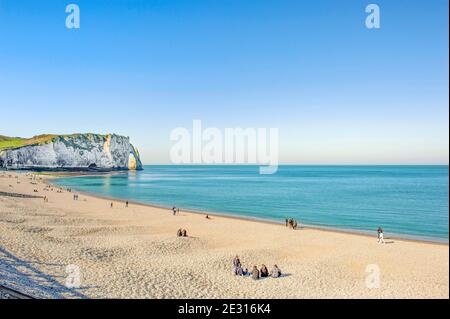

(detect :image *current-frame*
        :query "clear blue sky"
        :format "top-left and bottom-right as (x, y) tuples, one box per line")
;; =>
(0, 0), (448, 164)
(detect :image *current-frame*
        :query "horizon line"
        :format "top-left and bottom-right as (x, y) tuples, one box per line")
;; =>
(140, 163), (450, 166)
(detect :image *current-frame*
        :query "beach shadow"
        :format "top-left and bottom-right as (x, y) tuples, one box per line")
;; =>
(0, 247), (88, 299)
(245, 273), (292, 280)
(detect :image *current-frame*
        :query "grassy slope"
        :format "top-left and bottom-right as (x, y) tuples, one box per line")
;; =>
(0, 134), (107, 152)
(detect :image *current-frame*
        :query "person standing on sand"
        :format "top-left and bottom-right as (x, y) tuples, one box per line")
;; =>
(125, 201), (129, 208)
(110, 202), (113, 208)
(377, 227), (385, 244)
(172, 206), (177, 216)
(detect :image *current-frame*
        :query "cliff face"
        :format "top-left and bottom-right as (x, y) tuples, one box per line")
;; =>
(0, 134), (143, 171)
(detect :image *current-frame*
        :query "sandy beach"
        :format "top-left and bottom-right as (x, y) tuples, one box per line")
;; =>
(0, 171), (448, 299)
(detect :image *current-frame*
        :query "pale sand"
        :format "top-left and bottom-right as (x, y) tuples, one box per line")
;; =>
(0, 171), (448, 299)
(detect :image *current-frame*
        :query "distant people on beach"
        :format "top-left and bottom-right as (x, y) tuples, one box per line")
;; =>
(235, 264), (247, 276)
(73, 194), (79, 200)
(233, 256), (241, 268)
(377, 227), (385, 244)
(251, 266), (260, 280)
(205, 214), (210, 219)
(110, 202), (113, 208)
(270, 265), (282, 278)
(177, 228), (188, 237)
(172, 206), (177, 216)
(287, 218), (299, 229)
(125, 201), (129, 208)
(233, 256), (244, 276)
(232, 256), (282, 280)
(260, 265), (269, 278)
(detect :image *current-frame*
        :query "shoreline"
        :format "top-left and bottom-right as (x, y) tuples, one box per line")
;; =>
(48, 175), (449, 246)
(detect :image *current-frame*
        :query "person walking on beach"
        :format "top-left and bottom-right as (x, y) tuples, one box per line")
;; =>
(377, 227), (385, 244)
(125, 201), (129, 208)
(172, 206), (177, 216)
(110, 202), (113, 208)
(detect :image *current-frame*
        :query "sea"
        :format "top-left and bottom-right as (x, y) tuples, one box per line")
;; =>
(53, 165), (449, 242)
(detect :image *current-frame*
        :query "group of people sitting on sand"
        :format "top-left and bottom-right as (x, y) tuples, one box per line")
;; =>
(232, 256), (282, 280)
(285, 218), (299, 229)
(177, 228), (188, 237)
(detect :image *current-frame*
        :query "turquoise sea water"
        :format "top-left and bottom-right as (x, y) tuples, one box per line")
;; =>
(53, 165), (449, 242)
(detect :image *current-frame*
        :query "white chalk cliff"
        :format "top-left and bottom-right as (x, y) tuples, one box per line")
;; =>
(0, 134), (143, 171)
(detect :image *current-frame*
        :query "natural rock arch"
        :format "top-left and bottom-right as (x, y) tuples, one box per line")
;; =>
(128, 153), (137, 170)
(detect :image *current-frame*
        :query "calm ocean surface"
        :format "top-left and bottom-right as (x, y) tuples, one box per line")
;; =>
(53, 165), (449, 242)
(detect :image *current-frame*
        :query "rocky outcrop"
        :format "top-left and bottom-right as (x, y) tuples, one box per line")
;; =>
(0, 134), (143, 171)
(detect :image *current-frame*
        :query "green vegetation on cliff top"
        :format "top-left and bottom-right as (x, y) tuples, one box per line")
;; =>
(0, 134), (109, 151)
